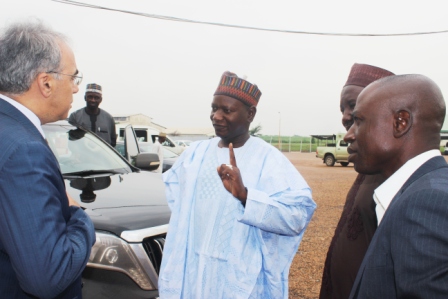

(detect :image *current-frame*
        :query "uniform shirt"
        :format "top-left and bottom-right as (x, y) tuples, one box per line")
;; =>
(68, 108), (116, 147)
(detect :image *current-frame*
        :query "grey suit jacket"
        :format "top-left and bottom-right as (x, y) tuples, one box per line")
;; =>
(349, 156), (448, 299)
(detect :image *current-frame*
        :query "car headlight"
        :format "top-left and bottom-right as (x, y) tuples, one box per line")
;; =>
(88, 232), (155, 290)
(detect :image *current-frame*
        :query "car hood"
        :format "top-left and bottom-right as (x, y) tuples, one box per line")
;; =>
(65, 171), (171, 236)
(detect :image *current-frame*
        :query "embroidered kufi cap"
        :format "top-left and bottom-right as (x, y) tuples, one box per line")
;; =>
(85, 83), (102, 94)
(344, 63), (394, 88)
(214, 71), (261, 106)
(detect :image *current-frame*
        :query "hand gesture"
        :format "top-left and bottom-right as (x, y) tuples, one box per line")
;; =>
(216, 143), (247, 205)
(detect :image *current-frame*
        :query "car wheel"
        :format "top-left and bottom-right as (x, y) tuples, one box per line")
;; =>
(325, 155), (335, 166)
(340, 162), (349, 167)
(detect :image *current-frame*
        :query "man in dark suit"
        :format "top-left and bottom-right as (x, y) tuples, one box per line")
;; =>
(0, 20), (96, 298)
(345, 74), (448, 298)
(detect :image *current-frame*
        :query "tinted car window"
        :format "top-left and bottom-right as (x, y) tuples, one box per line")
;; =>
(115, 143), (125, 156)
(161, 138), (175, 147)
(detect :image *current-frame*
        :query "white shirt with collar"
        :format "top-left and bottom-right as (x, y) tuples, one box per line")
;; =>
(373, 149), (441, 225)
(0, 94), (45, 138)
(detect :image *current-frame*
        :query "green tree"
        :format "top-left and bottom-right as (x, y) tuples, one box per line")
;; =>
(249, 124), (262, 136)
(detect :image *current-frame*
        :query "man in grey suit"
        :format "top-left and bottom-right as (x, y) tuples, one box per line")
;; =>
(344, 74), (448, 298)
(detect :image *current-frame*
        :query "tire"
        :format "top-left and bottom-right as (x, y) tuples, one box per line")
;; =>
(340, 162), (349, 167)
(324, 155), (335, 166)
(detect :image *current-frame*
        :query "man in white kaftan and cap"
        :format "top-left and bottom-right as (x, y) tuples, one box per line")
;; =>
(159, 71), (317, 299)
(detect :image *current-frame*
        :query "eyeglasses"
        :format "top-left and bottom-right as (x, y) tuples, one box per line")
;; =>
(47, 71), (83, 86)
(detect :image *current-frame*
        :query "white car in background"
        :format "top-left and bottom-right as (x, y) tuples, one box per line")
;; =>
(115, 141), (179, 173)
(115, 124), (185, 155)
(175, 140), (192, 148)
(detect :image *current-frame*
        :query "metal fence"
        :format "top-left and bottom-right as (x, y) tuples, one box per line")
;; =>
(259, 135), (321, 152)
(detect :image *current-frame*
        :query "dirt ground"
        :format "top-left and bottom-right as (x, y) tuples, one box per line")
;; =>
(285, 152), (358, 299)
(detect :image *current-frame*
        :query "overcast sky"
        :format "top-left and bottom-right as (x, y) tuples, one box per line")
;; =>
(2, 0), (448, 136)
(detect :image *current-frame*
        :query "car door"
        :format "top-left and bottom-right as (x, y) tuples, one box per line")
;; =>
(336, 140), (349, 160)
(123, 125), (161, 171)
(124, 124), (140, 161)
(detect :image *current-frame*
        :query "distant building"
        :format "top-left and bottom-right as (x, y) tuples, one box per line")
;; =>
(113, 114), (215, 141)
(164, 127), (215, 142)
(113, 114), (166, 131)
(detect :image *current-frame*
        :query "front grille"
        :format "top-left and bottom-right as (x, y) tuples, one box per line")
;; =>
(142, 234), (166, 274)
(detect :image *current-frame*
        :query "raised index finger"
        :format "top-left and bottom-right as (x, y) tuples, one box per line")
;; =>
(229, 142), (237, 167)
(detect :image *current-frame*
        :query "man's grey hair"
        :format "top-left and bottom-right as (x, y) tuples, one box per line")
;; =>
(0, 19), (68, 94)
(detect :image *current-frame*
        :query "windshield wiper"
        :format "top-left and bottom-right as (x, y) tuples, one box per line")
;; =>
(63, 169), (127, 178)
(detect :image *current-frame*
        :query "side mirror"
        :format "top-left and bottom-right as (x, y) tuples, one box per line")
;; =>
(134, 152), (160, 171)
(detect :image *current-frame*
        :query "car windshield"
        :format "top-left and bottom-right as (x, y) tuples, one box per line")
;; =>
(43, 123), (133, 175)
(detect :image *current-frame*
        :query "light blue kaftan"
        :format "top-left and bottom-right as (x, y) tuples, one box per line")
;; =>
(159, 136), (316, 299)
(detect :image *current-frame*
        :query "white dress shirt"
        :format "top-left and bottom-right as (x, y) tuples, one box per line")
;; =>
(373, 149), (441, 225)
(0, 94), (45, 138)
